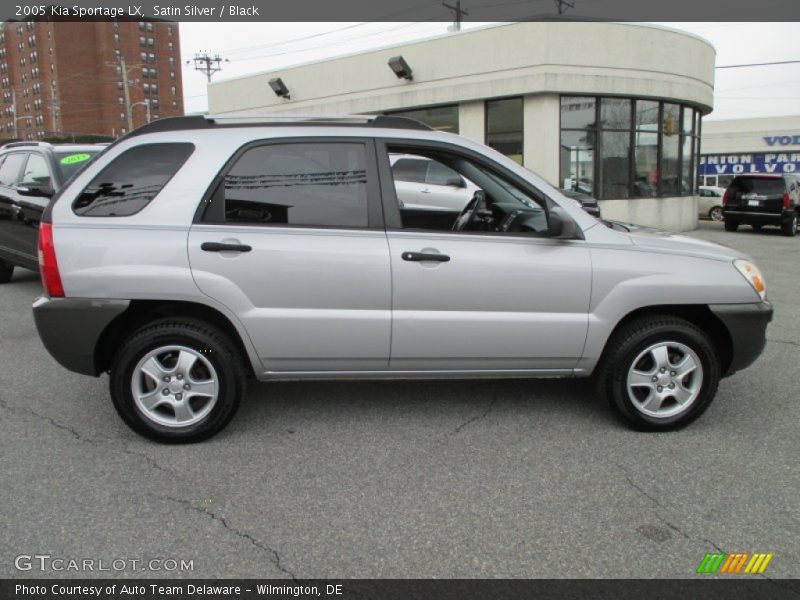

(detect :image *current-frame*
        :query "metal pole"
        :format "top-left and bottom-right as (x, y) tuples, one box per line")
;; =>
(120, 56), (133, 131)
(50, 84), (58, 134)
(12, 89), (17, 139)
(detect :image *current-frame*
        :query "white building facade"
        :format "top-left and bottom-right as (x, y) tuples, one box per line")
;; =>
(208, 22), (716, 231)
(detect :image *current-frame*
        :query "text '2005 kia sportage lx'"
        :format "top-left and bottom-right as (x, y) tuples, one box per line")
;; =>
(32, 115), (772, 442)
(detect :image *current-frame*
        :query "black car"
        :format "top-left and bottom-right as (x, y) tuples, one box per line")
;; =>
(0, 142), (103, 282)
(561, 189), (601, 218)
(722, 174), (800, 237)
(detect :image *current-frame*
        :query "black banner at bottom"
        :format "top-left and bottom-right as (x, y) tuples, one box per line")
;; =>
(2, 579), (800, 600)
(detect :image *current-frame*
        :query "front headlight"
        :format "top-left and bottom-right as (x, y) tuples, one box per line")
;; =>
(734, 259), (767, 301)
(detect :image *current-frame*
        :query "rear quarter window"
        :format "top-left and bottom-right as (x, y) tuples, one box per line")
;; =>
(72, 143), (194, 217)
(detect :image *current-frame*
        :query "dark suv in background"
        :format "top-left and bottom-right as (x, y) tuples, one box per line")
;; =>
(722, 174), (800, 237)
(0, 141), (103, 282)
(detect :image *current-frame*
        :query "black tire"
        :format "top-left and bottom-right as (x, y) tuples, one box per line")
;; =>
(724, 219), (738, 232)
(0, 259), (13, 283)
(110, 318), (246, 443)
(594, 316), (720, 431)
(709, 206), (723, 222)
(781, 213), (797, 237)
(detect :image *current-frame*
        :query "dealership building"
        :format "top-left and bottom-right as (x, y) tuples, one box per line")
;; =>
(208, 21), (716, 231)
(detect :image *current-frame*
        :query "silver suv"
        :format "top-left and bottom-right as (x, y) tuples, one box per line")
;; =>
(32, 114), (772, 442)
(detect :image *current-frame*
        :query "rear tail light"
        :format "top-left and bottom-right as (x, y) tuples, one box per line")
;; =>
(38, 223), (64, 298)
(722, 189), (731, 206)
(783, 192), (790, 209)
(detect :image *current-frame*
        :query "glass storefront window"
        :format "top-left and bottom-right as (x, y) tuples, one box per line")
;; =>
(561, 96), (596, 130)
(561, 95), (702, 200)
(387, 105), (459, 133)
(599, 131), (631, 199)
(634, 131), (658, 198)
(486, 97), (523, 164)
(560, 130), (594, 194)
(600, 98), (631, 130)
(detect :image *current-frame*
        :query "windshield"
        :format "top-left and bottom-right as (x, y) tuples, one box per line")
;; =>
(54, 149), (103, 182)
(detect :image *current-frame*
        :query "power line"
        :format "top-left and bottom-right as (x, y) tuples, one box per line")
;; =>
(442, 1), (468, 31)
(717, 60), (800, 69)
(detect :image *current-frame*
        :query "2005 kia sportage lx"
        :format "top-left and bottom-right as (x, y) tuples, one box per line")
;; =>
(31, 114), (772, 442)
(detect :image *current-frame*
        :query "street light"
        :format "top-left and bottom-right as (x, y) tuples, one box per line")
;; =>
(130, 100), (151, 125)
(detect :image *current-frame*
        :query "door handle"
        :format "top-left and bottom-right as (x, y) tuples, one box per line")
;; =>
(201, 242), (252, 253)
(402, 251), (450, 262)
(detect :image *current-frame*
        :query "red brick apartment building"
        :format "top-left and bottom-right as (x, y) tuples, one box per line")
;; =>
(0, 20), (184, 140)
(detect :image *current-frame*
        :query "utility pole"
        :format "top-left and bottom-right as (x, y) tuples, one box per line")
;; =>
(11, 89), (17, 139)
(120, 56), (133, 132)
(554, 0), (575, 15)
(50, 83), (58, 135)
(188, 52), (228, 83)
(443, 1), (468, 31)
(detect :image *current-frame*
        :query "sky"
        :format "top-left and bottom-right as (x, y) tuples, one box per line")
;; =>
(176, 22), (800, 121)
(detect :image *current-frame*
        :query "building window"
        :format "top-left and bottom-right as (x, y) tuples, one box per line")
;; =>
(114, 33), (120, 44)
(143, 83), (150, 93)
(485, 97), (523, 164)
(560, 96), (701, 200)
(168, 26), (173, 37)
(140, 52), (147, 62)
(146, 23), (154, 32)
(118, 97), (124, 105)
(385, 105), (459, 133)
(148, 38), (155, 47)
(170, 86), (176, 95)
(148, 53), (156, 62)
(138, 22), (146, 31)
(168, 56), (175, 66)
(120, 112), (126, 121)
(139, 36), (146, 45)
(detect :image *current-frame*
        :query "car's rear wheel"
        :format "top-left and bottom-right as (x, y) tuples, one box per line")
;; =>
(781, 213), (797, 237)
(595, 316), (720, 431)
(110, 319), (245, 443)
(0, 259), (14, 283)
(724, 219), (739, 232)
(709, 206), (723, 222)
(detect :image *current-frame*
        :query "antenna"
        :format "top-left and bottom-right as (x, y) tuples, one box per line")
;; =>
(187, 51), (229, 83)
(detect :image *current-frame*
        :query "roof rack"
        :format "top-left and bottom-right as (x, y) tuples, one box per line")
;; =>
(124, 113), (433, 138)
(2, 141), (53, 149)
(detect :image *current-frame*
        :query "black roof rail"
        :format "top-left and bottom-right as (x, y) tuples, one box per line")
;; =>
(123, 113), (433, 138)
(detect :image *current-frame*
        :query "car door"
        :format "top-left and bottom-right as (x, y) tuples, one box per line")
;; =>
(13, 152), (54, 261)
(0, 152), (34, 269)
(378, 141), (591, 373)
(188, 138), (392, 373)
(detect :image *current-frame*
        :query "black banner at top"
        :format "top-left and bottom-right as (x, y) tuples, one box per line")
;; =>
(2, 0), (799, 22)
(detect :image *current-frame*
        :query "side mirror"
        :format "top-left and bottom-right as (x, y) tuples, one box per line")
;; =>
(17, 185), (54, 198)
(446, 176), (466, 188)
(548, 206), (582, 239)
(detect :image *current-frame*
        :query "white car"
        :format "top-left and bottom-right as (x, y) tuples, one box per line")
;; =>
(390, 153), (481, 213)
(698, 186), (726, 221)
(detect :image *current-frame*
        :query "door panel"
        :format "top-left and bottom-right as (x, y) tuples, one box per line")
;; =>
(388, 231), (591, 370)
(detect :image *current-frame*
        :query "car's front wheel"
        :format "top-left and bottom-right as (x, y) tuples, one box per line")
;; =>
(709, 206), (723, 222)
(781, 213), (797, 237)
(595, 316), (720, 431)
(0, 259), (14, 283)
(110, 319), (246, 443)
(724, 219), (739, 232)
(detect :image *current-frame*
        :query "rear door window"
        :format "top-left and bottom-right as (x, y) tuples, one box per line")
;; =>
(0, 153), (26, 187)
(73, 143), (194, 217)
(208, 142), (370, 228)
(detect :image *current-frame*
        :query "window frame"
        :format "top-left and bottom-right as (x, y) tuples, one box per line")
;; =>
(375, 137), (568, 239)
(194, 137), (384, 231)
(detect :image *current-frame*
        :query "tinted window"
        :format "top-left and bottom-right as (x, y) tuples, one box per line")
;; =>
(55, 149), (102, 182)
(426, 161), (461, 186)
(21, 153), (52, 188)
(221, 143), (368, 228)
(732, 177), (785, 195)
(392, 158), (427, 183)
(73, 143), (194, 217)
(0, 153), (26, 186)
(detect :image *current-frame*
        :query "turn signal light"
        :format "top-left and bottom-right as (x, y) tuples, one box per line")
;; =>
(733, 259), (766, 301)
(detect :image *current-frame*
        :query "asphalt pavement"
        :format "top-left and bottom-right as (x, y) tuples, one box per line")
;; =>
(0, 221), (798, 581)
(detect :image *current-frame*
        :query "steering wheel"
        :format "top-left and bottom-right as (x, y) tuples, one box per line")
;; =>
(452, 191), (487, 231)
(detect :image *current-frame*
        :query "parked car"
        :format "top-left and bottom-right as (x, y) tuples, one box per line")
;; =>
(0, 142), (103, 282)
(698, 185), (726, 221)
(560, 189), (601, 218)
(32, 114), (772, 442)
(722, 174), (800, 236)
